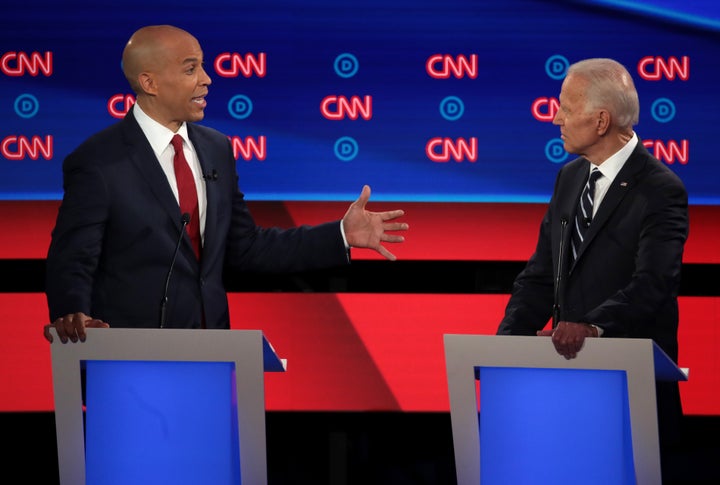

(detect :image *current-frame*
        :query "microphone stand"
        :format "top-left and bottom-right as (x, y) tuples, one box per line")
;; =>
(553, 217), (568, 329)
(159, 213), (190, 328)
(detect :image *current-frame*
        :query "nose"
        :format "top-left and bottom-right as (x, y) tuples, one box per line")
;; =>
(200, 65), (212, 86)
(552, 110), (562, 126)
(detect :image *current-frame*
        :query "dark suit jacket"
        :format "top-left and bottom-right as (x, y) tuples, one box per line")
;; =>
(497, 140), (688, 362)
(496, 140), (689, 448)
(46, 107), (349, 329)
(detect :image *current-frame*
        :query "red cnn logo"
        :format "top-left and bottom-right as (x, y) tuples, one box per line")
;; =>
(320, 96), (372, 120)
(426, 137), (478, 162)
(215, 53), (267, 78)
(108, 94), (136, 119)
(531, 97), (560, 122)
(230, 136), (266, 161)
(1, 51), (52, 76)
(1, 135), (53, 160)
(637, 56), (689, 81)
(642, 139), (689, 165)
(426, 54), (478, 79)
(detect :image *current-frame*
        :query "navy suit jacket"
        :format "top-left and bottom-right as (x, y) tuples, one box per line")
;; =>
(497, 140), (689, 363)
(46, 108), (349, 329)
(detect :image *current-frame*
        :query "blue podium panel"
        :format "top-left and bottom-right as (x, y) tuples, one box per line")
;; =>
(85, 361), (241, 485)
(478, 367), (635, 485)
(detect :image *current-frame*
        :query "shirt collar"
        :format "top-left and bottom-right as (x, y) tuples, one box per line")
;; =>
(591, 132), (638, 183)
(132, 103), (190, 158)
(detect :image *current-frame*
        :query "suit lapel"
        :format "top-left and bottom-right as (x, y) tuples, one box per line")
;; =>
(561, 158), (587, 260)
(188, 125), (217, 265)
(573, 145), (646, 264)
(121, 110), (203, 268)
(121, 110), (182, 225)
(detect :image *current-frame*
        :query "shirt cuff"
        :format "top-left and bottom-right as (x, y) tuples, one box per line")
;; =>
(340, 220), (349, 249)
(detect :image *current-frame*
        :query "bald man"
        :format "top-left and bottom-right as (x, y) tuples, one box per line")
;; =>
(45, 25), (407, 343)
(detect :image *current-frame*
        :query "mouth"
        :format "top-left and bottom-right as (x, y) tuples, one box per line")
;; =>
(192, 95), (207, 107)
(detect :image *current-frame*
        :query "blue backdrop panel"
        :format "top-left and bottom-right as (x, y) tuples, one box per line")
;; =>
(1, 0), (719, 204)
(479, 367), (635, 485)
(84, 360), (241, 485)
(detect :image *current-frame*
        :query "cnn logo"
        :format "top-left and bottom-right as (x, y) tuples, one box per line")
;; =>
(1, 51), (52, 76)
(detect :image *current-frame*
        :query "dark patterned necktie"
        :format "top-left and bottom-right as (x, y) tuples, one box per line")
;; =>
(170, 134), (201, 259)
(571, 168), (602, 261)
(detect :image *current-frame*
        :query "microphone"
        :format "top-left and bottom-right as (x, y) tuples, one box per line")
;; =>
(582, 216), (592, 227)
(552, 217), (568, 329)
(159, 213), (190, 328)
(203, 169), (218, 181)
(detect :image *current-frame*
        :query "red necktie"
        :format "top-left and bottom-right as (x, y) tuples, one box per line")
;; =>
(170, 134), (201, 259)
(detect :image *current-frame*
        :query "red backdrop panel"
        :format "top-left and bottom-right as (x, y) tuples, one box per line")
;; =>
(2, 201), (718, 262)
(2, 200), (717, 412)
(2, 293), (718, 414)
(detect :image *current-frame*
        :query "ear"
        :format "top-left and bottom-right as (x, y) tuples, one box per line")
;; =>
(137, 72), (157, 96)
(596, 110), (610, 136)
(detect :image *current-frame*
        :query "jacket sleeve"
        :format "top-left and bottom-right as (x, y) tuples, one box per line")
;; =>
(45, 148), (109, 321)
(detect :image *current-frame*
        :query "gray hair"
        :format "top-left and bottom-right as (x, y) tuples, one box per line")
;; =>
(567, 58), (640, 129)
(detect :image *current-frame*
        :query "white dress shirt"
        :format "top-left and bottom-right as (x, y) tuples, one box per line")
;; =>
(132, 103), (207, 242)
(588, 132), (638, 215)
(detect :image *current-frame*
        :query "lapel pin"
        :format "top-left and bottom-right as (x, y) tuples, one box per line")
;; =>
(620, 181), (628, 187)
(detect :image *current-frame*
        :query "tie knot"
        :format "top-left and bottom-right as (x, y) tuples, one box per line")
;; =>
(171, 134), (184, 152)
(589, 168), (602, 184)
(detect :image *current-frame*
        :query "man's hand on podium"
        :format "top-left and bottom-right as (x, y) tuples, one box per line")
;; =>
(537, 321), (598, 360)
(43, 312), (109, 344)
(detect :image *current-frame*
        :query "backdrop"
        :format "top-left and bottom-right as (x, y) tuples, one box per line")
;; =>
(1, 0), (718, 415)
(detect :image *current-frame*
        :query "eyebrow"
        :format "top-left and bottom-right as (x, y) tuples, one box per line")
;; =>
(182, 56), (202, 65)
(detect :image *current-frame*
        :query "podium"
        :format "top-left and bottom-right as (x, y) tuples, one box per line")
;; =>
(49, 328), (286, 485)
(444, 335), (688, 485)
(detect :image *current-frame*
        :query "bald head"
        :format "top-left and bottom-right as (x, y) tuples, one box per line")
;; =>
(119, 25), (211, 130)
(122, 25), (196, 94)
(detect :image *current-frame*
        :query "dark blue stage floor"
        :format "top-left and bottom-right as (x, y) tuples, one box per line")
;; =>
(4, 412), (719, 484)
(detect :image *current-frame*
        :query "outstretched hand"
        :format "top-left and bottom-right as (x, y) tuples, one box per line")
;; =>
(342, 185), (408, 261)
